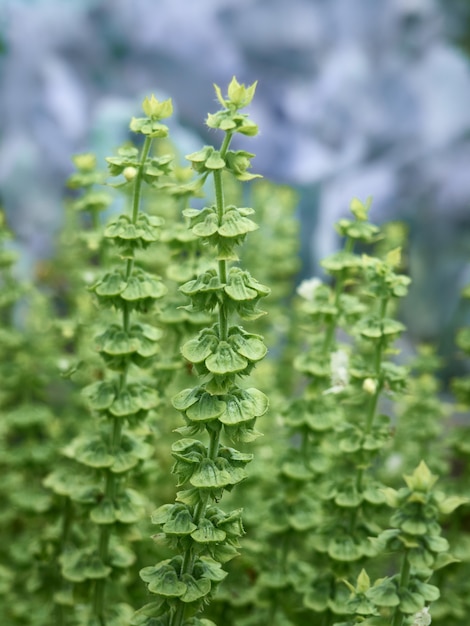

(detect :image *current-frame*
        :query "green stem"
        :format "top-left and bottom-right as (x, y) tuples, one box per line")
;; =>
(322, 237), (353, 353)
(171, 133), (233, 626)
(218, 259), (229, 342)
(60, 496), (73, 546)
(219, 132), (233, 159)
(132, 136), (153, 223)
(93, 420), (123, 621)
(364, 296), (388, 435)
(213, 133), (232, 343)
(391, 552), (410, 626)
(354, 297), (388, 525)
(91, 130), (151, 626)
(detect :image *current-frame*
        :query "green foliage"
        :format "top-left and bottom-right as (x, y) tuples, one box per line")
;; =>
(133, 77), (269, 626)
(1, 80), (470, 626)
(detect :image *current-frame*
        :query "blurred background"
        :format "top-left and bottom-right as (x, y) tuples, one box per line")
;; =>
(1, 0), (470, 367)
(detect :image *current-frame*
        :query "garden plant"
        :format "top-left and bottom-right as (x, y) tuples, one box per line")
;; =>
(0, 78), (470, 626)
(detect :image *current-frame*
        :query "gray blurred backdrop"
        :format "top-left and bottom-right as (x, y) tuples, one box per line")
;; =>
(1, 0), (470, 369)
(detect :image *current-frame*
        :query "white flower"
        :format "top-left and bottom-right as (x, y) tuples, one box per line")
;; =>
(324, 349), (349, 394)
(82, 270), (96, 284)
(411, 606), (431, 626)
(296, 277), (322, 301)
(57, 358), (70, 372)
(386, 452), (404, 473)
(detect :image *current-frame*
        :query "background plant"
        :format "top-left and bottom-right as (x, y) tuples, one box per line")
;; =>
(46, 95), (175, 626)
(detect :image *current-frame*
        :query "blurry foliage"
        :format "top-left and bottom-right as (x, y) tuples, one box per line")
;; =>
(1, 78), (470, 626)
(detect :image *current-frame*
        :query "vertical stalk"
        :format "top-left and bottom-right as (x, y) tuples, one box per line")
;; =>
(322, 237), (353, 353)
(171, 134), (233, 626)
(91, 135), (153, 625)
(354, 295), (389, 499)
(391, 552), (410, 626)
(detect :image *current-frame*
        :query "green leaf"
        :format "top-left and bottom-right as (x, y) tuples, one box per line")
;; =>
(218, 388), (269, 425)
(94, 271), (127, 296)
(172, 387), (201, 412)
(335, 484), (362, 508)
(75, 437), (114, 469)
(129, 117), (169, 137)
(111, 434), (152, 473)
(214, 508), (245, 537)
(190, 459), (232, 489)
(282, 460), (312, 481)
(336, 218), (380, 243)
(194, 556), (227, 583)
(116, 489), (145, 523)
(230, 331), (267, 362)
(104, 213), (163, 247)
(163, 508), (197, 536)
(151, 504), (175, 525)
(438, 495), (469, 515)
(131, 599), (166, 620)
(182, 329), (218, 364)
(121, 270), (167, 303)
(82, 381), (116, 411)
(425, 534), (449, 553)
(401, 517), (429, 535)
(209, 542), (240, 564)
(110, 388), (141, 417)
(191, 518), (226, 543)
(321, 251), (362, 273)
(90, 496), (117, 525)
(328, 536), (362, 562)
(205, 341), (248, 374)
(398, 588), (424, 614)
(407, 546), (434, 571)
(180, 574), (212, 603)
(357, 316), (405, 339)
(142, 564), (187, 597)
(192, 208), (219, 237)
(61, 549), (111, 582)
(186, 392), (226, 422)
(205, 150), (225, 170)
(224, 272), (258, 301)
(218, 207), (258, 238)
(366, 578), (400, 607)
(412, 580), (440, 602)
(109, 543), (136, 569)
(135, 384), (159, 410)
(96, 325), (139, 356)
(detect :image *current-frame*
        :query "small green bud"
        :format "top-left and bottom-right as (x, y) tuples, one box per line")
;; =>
(386, 247), (402, 268)
(123, 166), (138, 182)
(228, 76), (257, 108)
(142, 94), (173, 120)
(72, 153), (96, 171)
(237, 119), (259, 136)
(356, 569), (371, 594)
(214, 77), (257, 110)
(350, 197), (372, 221)
(225, 150), (261, 181)
(404, 461), (438, 493)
